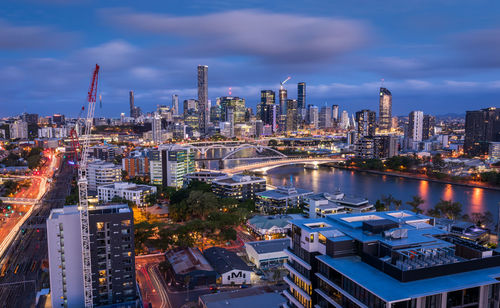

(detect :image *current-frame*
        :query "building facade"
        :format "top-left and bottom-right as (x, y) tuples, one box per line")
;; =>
(378, 87), (392, 131)
(47, 204), (137, 308)
(284, 211), (500, 308)
(9, 120), (28, 140)
(464, 107), (500, 156)
(256, 186), (313, 214)
(160, 145), (195, 188)
(212, 175), (266, 200)
(87, 160), (122, 193)
(198, 65), (208, 134)
(98, 182), (157, 207)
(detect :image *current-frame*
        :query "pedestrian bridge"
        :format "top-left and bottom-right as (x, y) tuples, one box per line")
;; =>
(223, 157), (344, 174)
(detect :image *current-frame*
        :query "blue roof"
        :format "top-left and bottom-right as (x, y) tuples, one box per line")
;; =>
(316, 254), (500, 302)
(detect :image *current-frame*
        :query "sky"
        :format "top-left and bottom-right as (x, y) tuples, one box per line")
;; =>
(1, 0), (500, 117)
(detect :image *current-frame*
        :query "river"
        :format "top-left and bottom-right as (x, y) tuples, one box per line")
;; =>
(262, 165), (500, 218)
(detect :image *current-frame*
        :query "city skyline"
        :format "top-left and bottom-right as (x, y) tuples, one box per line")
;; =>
(1, 0), (500, 116)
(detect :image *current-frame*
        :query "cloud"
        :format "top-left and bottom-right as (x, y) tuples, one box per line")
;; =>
(0, 19), (74, 49)
(452, 28), (500, 68)
(101, 9), (371, 64)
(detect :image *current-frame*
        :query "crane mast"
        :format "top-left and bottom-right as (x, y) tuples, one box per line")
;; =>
(79, 64), (99, 308)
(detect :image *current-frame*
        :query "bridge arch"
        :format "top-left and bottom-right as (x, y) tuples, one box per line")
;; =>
(221, 144), (287, 161)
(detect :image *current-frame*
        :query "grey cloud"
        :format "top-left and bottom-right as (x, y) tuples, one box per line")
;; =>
(0, 19), (74, 49)
(100, 9), (371, 64)
(453, 28), (500, 68)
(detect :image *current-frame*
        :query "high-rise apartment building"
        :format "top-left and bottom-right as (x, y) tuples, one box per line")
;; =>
(152, 112), (162, 144)
(331, 105), (339, 123)
(307, 105), (319, 129)
(172, 94), (179, 115)
(340, 111), (349, 129)
(87, 160), (122, 193)
(464, 107), (500, 156)
(47, 204), (137, 308)
(160, 145), (195, 188)
(21, 112), (39, 124)
(197, 65), (208, 134)
(319, 106), (332, 129)
(9, 120), (28, 140)
(129, 90), (141, 118)
(408, 110), (424, 141)
(355, 109), (376, 139)
(379, 87), (392, 131)
(423, 115), (436, 140)
(183, 99), (198, 116)
(286, 99), (299, 132)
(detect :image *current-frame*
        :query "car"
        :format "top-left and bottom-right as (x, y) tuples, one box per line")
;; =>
(240, 284), (249, 289)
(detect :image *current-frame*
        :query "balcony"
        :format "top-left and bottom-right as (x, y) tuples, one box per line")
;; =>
(282, 289), (305, 308)
(284, 248), (311, 270)
(284, 276), (311, 302)
(284, 263), (311, 286)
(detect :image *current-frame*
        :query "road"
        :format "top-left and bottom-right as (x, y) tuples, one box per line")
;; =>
(0, 155), (73, 307)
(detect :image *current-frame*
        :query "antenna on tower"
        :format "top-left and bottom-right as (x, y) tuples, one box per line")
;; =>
(228, 87), (232, 96)
(381, 78), (385, 87)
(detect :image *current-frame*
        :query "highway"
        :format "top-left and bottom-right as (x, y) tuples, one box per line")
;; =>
(0, 155), (73, 307)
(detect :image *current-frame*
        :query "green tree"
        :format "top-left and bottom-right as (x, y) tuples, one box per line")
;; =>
(406, 195), (425, 214)
(393, 199), (403, 211)
(433, 199), (462, 220)
(381, 194), (394, 210)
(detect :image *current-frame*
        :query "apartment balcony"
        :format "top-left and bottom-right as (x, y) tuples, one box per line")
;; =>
(284, 263), (311, 286)
(284, 248), (311, 270)
(282, 289), (305, 308)
(284, 276), (311, 303)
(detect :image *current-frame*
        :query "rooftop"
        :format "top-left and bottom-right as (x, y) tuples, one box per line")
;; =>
(247, 214), (301, 230)
(213, 175), (266, 185)
(256, 186), (313, 200)
(246, 238), (290, 254)
(166, 247), (214, 275)
(203, 247), (251, 274)
(199, 287), (286, 308)
(100, 182), (155, 192)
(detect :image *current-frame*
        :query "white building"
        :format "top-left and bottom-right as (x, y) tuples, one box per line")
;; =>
(9, 120), (28, 140)
(304, 191), (346, 218)
(98, 182), (157, 207)
(47, 206), (84, 307)
(159, 144), (196, 188)
(245, 238), (290, 269)
(87, 159), (122, 193)
(38, 127), (69, 138)
(149, 159), (162, 185)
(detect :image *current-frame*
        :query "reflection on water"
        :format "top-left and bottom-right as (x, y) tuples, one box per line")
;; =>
(263, 165), (500, 218)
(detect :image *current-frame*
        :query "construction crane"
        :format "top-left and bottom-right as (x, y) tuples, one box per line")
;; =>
(69, 106), (85, 166)
(280, 76), (291, 89)
(78, 64), (99, 308)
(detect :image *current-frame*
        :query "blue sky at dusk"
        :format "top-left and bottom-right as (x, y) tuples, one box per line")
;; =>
(1, 0), (499, 117)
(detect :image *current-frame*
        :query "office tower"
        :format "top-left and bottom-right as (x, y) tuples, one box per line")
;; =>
(423, 115), (436, 140)
(284, 211), (500, 308)
(286, 99), (298, 132)
(307, 105), (319, 129)
(129, 90), (136, 118)
(183, 99), (198, 116)
(172, 94), (179, 115)
(9, 120), (28, 140)
(220, 96), (246, 124)
(355, 109), (376, 139)
(197, 65), (208, 134)
(226, 106), (235, 137)
(86, 160), (122, 193)
(279, 88), (287, 115)
(259, 90), (276, 131)
(160, 145), (195, 188)
(464, 107), (500, 156)
(319, 106), (332, 129)
(152, 112), (162, 144)
(47, 204), (137, 307)
(255, 120), (263, 138)
(210, 104), (222, 124)
(297, 82), (306, 110)
(379, 87), (392, 131)
(331, 105), (339, 123)
(340, 110), (349, 129)
(245, 107), (253, 122)
(407, 110), (424, 143)
(52, 114), (65, 125)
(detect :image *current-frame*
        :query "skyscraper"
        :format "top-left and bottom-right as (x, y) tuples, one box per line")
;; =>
(332, 105), (339, 123)
(129, 90), (135, 118)
(307, 105), (319, 129)
(259, 90), (276, 131)
(422, 115), (436, 140)
(197, 65), (208, 134)
(355, 109), (376, 139)
(286, 99), (298, 132)
(340, 110), (349, 129)
(464, 107), (500, 156)
(379, 87), (392, 131)
(220, 96), (246, 124)
(152, 112), (162, 144)
(172, 94), (179, 115)
(279, 88), (287, 115)
(319, 106), (332, 129)
(47, 204), (137, 307)
(297, 82), (306, 109)
(406, 111), (424, 150)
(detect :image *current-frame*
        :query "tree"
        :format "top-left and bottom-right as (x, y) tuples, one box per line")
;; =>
(468, 211), (494, 227)
(433, 199), (462, 220)
(406, 195), (425, 214)
(381, 194), (394, 210)
(393, 199), (403, 211)
(374, 200), (387, 212)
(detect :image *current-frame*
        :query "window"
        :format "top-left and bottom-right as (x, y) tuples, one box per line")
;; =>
(96, 222), (104, 231)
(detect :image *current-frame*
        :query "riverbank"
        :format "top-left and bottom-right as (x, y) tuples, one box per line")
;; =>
(331, 164), (500, 192)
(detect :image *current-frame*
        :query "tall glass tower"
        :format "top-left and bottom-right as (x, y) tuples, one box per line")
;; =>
(379, 87), (392, 131)
(197, 65), (208, 134)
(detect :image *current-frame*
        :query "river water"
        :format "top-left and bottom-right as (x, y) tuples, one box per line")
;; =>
(262, 165), (500, 217)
